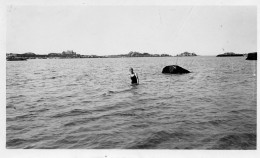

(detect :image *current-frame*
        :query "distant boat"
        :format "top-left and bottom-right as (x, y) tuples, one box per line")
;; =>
(6, 56), (27, 61)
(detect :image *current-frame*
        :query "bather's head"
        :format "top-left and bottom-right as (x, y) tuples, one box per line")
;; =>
(129, 67), (134, 74)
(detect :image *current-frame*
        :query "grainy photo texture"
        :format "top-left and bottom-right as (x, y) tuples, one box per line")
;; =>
(6, 6), (256, 149)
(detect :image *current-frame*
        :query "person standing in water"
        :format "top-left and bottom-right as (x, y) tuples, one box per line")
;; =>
(129, 68), (139, 84)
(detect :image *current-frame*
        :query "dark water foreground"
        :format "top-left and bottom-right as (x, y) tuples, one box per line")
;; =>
(6, 57), (256, 149)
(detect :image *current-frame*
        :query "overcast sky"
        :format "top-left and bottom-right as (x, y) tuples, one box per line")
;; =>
(7, 6), (256, 56)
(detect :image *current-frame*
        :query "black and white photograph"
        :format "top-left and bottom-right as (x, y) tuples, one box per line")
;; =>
(2, 0), (259, 157)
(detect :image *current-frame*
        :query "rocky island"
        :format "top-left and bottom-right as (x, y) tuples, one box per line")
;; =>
(6, 51), (172, 60)
(216, 52), (243, 57)
(107, 51), (172, 58)
(175, 52), (197, 57)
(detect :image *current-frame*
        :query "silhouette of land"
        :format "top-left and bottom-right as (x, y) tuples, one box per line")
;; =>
(6, 51), (172, 60)
(216, 52), (244, 57)
(175, 52), (197, 57)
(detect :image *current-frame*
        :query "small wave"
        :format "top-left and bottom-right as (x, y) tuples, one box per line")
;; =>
(51, 109), (92, 118)
(130, 123), (149, 128)
(53, 136), (79, 146)
(108, 90), (115, 94)
(211, 133), (256, 149)
(47, 75), (65, 80)
(228, 110), (240, 114)
(40, 145), (60, 149)
(64, 119), (87, 127)
(6, 138), (27, 147)
(24, 144), (36, 149)
(7, 113), (37, 121)
(6, 105), (16, 109)
(230, 109), (255, 114)
(133, 108), (146, 111)
(200, 97), (212, 102)
(102, 88), (134, 96)
(114, 113), (136, 117)
(75, 74), (89, 81)
(64, 117), (100, 127)
(34, 108), (49, 113)
(90, 103), (123, 113)
(128, 131), (192, 149)
(7, 125), (26, 131)
(36, 98), (46, 102)
(8, 94), (25, 99)
(189, 76), (195, 79)
(82, 100), (92, 103)
(208, 120), (227, 126)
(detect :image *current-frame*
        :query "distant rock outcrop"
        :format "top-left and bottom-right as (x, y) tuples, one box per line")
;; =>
(246, 52), (257, 60)
(175, 52), (197, 57)
(106, 51), (172, 58)
(127, 51), (172, 57)
(6, 56), (27, 61)
(162, 65), (190, 74)
(216, 52), (243, 57)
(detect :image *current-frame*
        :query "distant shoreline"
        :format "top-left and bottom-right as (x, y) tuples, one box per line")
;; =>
(6, 51), (173, 60)
(216, 52), (244, 57)
(175, 52), (197, 57)
(6, 51), (254, 60)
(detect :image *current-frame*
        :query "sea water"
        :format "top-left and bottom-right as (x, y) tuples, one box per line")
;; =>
(6, 56), (256, 149)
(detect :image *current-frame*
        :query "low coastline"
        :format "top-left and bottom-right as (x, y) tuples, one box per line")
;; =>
(6, 51), (172, 60)
(216, 52), (244, 57)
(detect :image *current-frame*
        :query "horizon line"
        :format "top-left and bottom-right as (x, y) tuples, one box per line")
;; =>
(6, 50), (257, 56)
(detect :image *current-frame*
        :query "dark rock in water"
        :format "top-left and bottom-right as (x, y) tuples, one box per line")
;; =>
(246, 52), (257, 60)
(162, 65), (190, 74)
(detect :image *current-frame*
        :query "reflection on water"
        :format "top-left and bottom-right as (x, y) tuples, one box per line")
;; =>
(6, 56), (256, 149)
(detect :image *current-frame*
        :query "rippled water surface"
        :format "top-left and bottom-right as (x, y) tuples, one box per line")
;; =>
(6, 57), (256, 149)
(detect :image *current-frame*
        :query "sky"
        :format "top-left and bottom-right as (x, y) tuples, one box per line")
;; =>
(6, 6), (257, 56)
